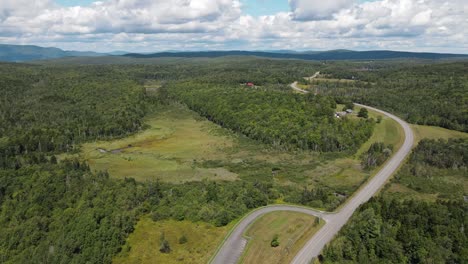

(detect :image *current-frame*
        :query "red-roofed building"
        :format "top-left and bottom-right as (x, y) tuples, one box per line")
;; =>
(246, 82), (254, 87)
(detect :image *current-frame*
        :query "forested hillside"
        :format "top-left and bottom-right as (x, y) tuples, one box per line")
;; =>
(0, 44), (102, 62)
(322, 139), (468, 263)
(164, 83), (374, 152)
(0, 64), (149, 262)
(0, 64), (147, 169)
(124, 50), (468, 61)
(317, 62), (468, 132)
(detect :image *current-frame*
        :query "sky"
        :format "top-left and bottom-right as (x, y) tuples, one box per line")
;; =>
(0, 0), (467, 53)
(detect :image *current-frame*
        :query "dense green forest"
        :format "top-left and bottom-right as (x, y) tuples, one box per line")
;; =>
(317, 62), (468, 132)
(0, 158), (284, 262)
(0, 64), (147, 169)
(323, 198), (466, 263)
(0, 62), (348, 262)
(163, 82), (374, 152)
(0, 64), (149, 262)
(322, 139), (468, 263)
(1, 59), (466, 263)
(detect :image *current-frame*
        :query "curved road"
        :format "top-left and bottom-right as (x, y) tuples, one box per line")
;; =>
(290, 81), (309, 93)
(211, 101), (414, 264)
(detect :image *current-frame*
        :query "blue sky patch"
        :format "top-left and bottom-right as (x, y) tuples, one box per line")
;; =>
(240, 0), (289, 16)
(56, 0), (96, 7)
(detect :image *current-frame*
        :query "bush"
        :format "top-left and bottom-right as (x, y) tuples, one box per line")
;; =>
(343, 102), (355, 110)
(159, 232), (171, 253)
(179, 235), (188, 244)
(358, 108), (369, 118)
(271, 234), (280, 247)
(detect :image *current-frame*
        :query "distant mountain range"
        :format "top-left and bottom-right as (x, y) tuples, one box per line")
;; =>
(124, 50), (468, 61)
(1, 44), (467, 62)
(0, 44), (108, 62)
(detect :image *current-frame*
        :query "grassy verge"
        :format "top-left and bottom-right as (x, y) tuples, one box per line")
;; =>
(113, 217), (234, 264)
(239, 211), (324, 264)
(354, 105), (404, 157)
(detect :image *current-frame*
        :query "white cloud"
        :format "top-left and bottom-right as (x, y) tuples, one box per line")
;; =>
(0, 0), (242, 35)
(289, 0), (355, 20)
(0, 0), (467, 53)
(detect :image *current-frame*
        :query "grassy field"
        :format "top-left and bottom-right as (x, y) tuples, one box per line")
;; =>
(240, 211), (323, 264)
(113, 217), (233, 264)
(72, 103), (326, 184)
(384, 183), (439, 202)
(295, 83), (310, 89)
(68, 100), (405, 201)
(71, 105), (238, 182)
(354, 105), (404, 157)
(312, 77), (357, 83)
(411, 124), (468, 144)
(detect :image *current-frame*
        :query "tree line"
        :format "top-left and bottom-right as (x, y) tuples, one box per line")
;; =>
(163, 82), (375, 153)
(316, 62), (468, 132)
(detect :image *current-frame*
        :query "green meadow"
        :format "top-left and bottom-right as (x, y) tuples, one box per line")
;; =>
(69, 102), (405, 199)
(113, 217), (233, 264)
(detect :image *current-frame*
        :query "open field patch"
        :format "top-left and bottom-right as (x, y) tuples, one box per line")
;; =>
(113, 217), (232, 264)
(240, 211), (323, 264)
(411, 124), (468, 144)
(354, 105), (404, 157)
(312, 77), (357, 83)
(71, 101), (405, 201)
(74, 105), (237, 182)
(383, 183), (438, 202)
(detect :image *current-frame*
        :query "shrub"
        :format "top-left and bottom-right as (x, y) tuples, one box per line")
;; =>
(159, 232), (171, 253)
(271, 234), (280, 247)
(179, 235), (188, 244)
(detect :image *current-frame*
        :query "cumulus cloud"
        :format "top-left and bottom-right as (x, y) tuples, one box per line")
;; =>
(0, 0), (242, 35)
(232, 0), (467, 52)
(0, 0), (467, 53)
(289, 0), (355, 20)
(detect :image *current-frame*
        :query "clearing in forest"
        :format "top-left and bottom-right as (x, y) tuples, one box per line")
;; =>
(71, 102), (405, 200)
(76, 105), (237, 182)
(113, 217), (233, 264)
(411, 124), (468, 144)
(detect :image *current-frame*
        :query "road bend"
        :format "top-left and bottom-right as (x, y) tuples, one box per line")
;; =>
(210, 101), (414, 264)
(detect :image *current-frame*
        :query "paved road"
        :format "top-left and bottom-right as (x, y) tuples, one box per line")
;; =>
(210, 100), (414, 264)
(304, 71), (320, 81)
(291, 103), (414, 264)
(291, 71), (320, 93)
(290, 81), (308, 93)
(211, 205), (331, 264)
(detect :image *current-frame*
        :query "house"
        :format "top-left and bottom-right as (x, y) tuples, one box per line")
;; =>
(335, 111), (347, 118)
(246, 82), (254, 87)
(345, 109), (353, 114)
